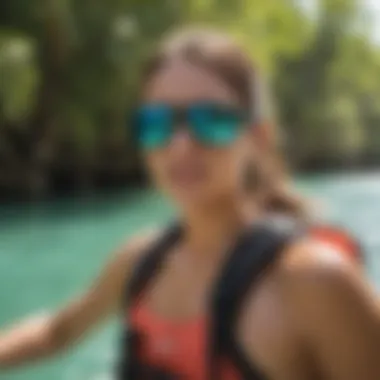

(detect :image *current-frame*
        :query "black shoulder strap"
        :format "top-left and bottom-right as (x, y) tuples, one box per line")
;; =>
(118, 224), (182, 379)
(127, 223), (182, 303)
(210, 217), (303, 379)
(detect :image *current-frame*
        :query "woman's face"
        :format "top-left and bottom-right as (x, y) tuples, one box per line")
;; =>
(139, 59), (254, 209)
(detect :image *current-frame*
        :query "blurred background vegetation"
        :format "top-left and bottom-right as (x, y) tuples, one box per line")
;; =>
(0, 0), (380, 200)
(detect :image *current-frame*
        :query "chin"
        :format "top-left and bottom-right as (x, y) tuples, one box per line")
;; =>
(174, 193), (208, 207)
(172, 190), (225, 211)
(166, 180), (231, 208)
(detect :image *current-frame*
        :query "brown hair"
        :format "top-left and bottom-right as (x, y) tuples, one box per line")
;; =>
(141, 27), (308, 218)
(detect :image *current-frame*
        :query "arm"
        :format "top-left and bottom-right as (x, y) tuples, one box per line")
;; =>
(288, 243), (380, 380)
(0, 234), (152, 370)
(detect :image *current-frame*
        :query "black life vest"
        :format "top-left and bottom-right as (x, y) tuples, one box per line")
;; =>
(116, 216), (304, 380)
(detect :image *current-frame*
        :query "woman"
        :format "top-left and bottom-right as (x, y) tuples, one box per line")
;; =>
(0, 28), (379, 380)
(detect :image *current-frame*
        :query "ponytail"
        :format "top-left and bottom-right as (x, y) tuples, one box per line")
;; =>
(245, 127), (309, 219)
(248, 72), (309, 219)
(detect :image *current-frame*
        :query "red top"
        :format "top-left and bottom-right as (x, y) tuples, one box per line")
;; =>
(130, 299), (239, 380)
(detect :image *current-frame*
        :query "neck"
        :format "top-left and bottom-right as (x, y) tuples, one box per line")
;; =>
(180, 196), (260, 259)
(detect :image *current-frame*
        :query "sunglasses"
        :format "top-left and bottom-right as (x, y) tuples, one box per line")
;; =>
(133, 102), (248, 150)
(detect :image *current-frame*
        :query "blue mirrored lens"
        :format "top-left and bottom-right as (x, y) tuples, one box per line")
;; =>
(190, 104), (243, 146)
(134, 105), (173, 149)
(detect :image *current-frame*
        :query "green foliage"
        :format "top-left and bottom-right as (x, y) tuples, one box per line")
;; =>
(0, 33), (39, 122)
(0, 0), (379, 197)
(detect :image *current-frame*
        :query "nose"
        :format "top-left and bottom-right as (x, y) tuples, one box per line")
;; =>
(169, 126), (196, 153)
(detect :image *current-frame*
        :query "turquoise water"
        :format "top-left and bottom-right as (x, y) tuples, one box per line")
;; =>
(0, 173), (379, 380)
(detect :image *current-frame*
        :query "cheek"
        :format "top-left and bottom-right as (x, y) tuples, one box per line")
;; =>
(207, 147), (245, 186)
(144, 151), (167, 182)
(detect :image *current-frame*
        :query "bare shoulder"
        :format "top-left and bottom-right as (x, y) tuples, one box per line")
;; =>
(267, 237), (380, 379)
(112, 228), (163, 276)
(275, 237), (363, 293)
(239, 237), (356, 319)
(80, 227), (165, 307)
(43, 228), (167, 345)
(238, 236), (380, 380)
(274, 237), (379, 329)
